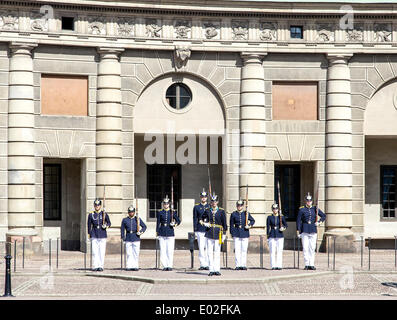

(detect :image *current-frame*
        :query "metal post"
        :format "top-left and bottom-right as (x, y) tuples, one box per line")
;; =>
(120, 239), (123, 270)
(90, 239), (92, 270)
(333, 236), (336, 271)
(361, 236), (363, 269)
(124, 242), (126, 269)
(84, 245), (86, 271)
(188, 232), (194, 269)
(13, 240), (16, 273)
(368, 237), (371, 271)
(395, 235), (397, 269)
(225, 237), (228, 269)
(49, 239), (51, 268)
(327, 236), (330, 269)
(260, 235), (264, 269)
(22, 237), (25, 269)
(3, 242), (13, 297)
(56, 238), (59, 269)
(293, 236), (296, 269)
(297, 236), (300, 269)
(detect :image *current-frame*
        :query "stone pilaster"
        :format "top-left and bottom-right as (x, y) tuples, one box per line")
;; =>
(96, 47), (124, 231)
(239, 53), (267, 228)
(7, 42), (38, 237)
(325, 53), (354, 239)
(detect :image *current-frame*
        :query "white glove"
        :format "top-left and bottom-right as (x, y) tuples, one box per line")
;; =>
(204, 222), (211, 228)
(244, 225), (251, 229)
(296, 231), (301, 238)
(222, 235), (226, 242)
(170, 221), (176, 227)
(136, 231), (142, 236)
(280, 227), (286, 232)
(103, 208), (106, 212)
(315, 222), (321, 227)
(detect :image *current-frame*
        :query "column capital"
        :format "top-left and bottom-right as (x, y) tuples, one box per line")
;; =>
(9, 41), (38, 55)
(97, 47), (125, 60)
(326, 53), (353, 64)
(240, 52), (267, 65)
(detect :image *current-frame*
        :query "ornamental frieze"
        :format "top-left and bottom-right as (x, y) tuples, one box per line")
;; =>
(146, 18), (161, 38)
(232, 20), (248, 40)
(0, 12), (18, 30)
(346, 25), (364, 42)
(259, 22), (277, 41)
(174, 20), (191, 39)
(117, 18), (134, 37)
(374, 23), (392, 42)
(203, 21), (219, 40)
(88, 17), (106, 35)
(316, 24), (334, 42)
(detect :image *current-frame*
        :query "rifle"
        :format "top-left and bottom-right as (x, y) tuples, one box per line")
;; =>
(245, 184), (249, 227)
(171, 177), (175, 224)
(208, 165), (212, 198)
(135, 184), (140, 233)
(314, 180), (320, 253)
(277, 180), (284, 229)
(102, 185), (107, 229)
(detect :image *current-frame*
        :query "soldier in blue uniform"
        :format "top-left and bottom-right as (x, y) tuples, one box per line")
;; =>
(156, 196), (181, 271)
(200, 193), (227, 276)
(87, 198), (111, 271)
(296, 193), (326, 270)
(193, 190), (210, 270)
(266, 203), (287, 270)
(121, 206), (147, 271)
(229, 200), (255, 270)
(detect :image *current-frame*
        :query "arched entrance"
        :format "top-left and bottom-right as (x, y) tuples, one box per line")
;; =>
(133, 72), (226, 241)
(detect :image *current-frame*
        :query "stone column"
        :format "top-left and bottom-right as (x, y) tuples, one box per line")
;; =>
(325, 53), (354, 243)
(239, 53), (267, 230)
(96, 47), (124, 236)
(7, 42), (38, 238)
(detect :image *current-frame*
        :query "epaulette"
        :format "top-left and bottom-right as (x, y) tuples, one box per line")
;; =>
(219, 207), (224, 210)
(299, 206), (304, 209)
(195, 203), (199, 206)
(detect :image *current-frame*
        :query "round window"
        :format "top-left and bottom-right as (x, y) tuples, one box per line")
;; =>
(165, 83), (192, 110)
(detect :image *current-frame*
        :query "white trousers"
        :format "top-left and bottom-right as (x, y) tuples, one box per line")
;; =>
(125, 241), (140, 269)
(206, 238), (221, 272)
(196, 232), (209, 268)
(268, 238), (284, 269)
(234, 237), (249, 268)
(91, 238), (106, 269)
(159, 236), (175, 268)
(301, 233), (317, 266)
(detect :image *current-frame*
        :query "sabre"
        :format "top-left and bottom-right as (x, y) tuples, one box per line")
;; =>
(135, 184), (140, 233)
(245, 184), (249, 227)
(102, 185), (107, 229)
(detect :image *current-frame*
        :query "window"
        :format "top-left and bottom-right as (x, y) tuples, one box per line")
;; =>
(272, 82), (318, 120)
(290, 26), (303, 39)
(43, 164), (62, 220)
(147, 164), (181, 220)
(62, 17), (74, 31)
(381, 166), (397, 219)
(275, 164), (301, 221)
(165, 83), (192, 110)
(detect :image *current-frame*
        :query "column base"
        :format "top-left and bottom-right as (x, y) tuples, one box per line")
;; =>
(324, 228), (358, 253)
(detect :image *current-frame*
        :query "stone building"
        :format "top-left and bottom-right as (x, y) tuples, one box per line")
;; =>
(1, 0), (397, 252)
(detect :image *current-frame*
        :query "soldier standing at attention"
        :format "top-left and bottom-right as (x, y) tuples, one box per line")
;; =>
(229, 200), (255, 270)
(156, 196), (181, 271)
(296, 193), (326, 270)
(193, 190), (210, 270)
(87, 198), (111, 271)
(266, 203), (287, 270)
(121, 206), (147, 271)
(200, 194), (227, 276)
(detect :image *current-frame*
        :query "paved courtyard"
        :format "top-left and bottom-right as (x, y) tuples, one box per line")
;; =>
(0, 247), (397, 300)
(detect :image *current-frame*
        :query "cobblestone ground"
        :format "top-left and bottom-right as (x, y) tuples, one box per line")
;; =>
(0, 249), (397, 299)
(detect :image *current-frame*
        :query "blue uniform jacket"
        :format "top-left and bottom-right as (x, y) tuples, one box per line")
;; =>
(193, 202), (209, 232)
(266, 215), (288, 239)
(202, 207), (227, 240)
(121, 216), (147, 242)
(156, 209), (181, 237)
(296, 206), (326, 234)
(87, 211), (111, 239)
(229, 210), (255, 238)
